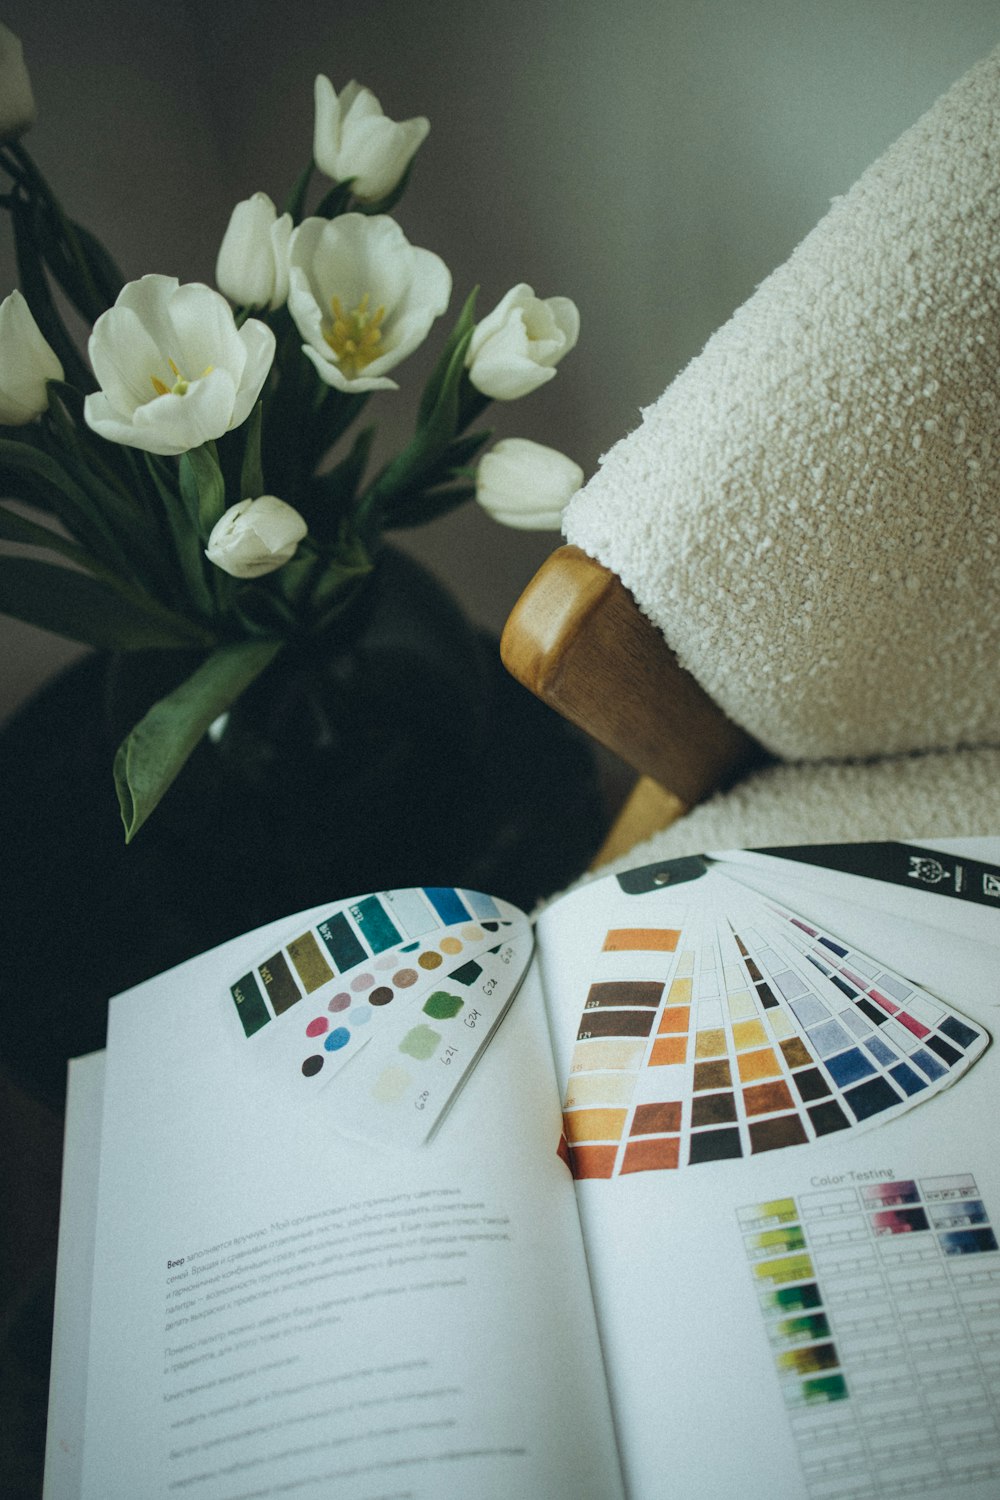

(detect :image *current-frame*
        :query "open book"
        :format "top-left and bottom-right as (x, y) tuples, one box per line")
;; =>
(46, 838), (1000, 1499)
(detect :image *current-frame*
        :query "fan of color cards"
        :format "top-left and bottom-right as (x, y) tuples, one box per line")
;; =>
(227, 885), (533, 1148)
(560, 867), (990, 1180)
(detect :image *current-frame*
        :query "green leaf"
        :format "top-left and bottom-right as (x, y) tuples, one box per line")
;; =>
(307, 535), (373, 616)
(283, 160), (314, 222)
(383, 484), (476, 529)
(9, 144), (111, 323)
(66, 216), (124, 311)
(0, 435), (135, 573)
(377, 434), (489, 530)
(0, 502), (99, 568)
(313, 178), (356, 219)
(300, 425), (375, 541)
(0, 555), (214, 650)
(114, 639), (283, 841)
(180, 443), (227, 537)
(239, 402), (264, 501)
(41, 387), (170, 581)
(143, 453), (216, 618)
(9, 196), (92, 390)
(355, 330), (477, 535)
(443, 429), (492, 471)
(417, 287), (478, 431)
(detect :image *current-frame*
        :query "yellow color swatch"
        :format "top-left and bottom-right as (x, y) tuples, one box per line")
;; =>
(754, 1253), (814, 1286)
(667, 978), (693, 1005)
(695, 1028), (727, 1059)
(287, 931), (334, 992)
(732, 1019), (768, 1050)
(754, 1198), (799, 1225)
(603, 928), (680, 952)
(563, 1108), (628, 1143)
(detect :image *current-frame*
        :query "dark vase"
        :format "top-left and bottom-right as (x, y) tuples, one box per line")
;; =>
(0, 545), (604, 1108)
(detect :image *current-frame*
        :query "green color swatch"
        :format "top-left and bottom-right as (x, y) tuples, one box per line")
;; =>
(423, 990), (464, 1020)
(400, 1023), (441, 1060)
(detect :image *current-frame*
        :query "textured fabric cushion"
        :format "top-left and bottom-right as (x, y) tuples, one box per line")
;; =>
(564, 47), (1000, 762)
(563, 746), (1000, 894)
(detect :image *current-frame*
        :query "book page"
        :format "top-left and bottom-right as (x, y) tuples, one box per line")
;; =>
(536, 838), (1000, 1499)
(43, 1050), (105, 1500)
(76, 900), (625, 1500)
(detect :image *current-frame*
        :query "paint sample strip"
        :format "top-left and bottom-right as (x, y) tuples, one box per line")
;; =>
(739, 1176), (1000, 1496)
(561, 877), (989, 1180)
(761, 894), (989, 1082)
(738, 1197), (847, 1417)
(330, 912), (535, 1148)
(562, 903), (701, 1178)
(227, 888), (525, 1150)
(229, 885), (484, 1041)
(736, 897), (989, 1127)
(293, 913), (511, 1085)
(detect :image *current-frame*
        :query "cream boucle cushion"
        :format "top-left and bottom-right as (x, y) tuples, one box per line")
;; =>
(575, 746), (1000, 893)
(564, 47), (1000, 761)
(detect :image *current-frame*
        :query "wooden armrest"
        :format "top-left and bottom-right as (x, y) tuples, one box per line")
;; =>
(501, 544), (761, 809)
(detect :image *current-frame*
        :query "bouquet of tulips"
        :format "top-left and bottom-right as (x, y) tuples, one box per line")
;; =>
(0, 25), (583, 839)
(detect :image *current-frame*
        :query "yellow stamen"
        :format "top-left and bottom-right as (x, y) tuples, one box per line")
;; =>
(149, 359), (214, 399)
(323, 292), (386, 376)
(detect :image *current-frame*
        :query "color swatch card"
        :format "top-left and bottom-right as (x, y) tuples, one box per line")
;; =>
(225, 885), (533, 1146)
(739, 1173), (1000, 1496)
(550, 862), (990, 1181)
(331, 921), (536, 1147)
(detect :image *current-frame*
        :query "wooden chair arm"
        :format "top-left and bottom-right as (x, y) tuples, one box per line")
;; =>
(500, 544), (762, 811)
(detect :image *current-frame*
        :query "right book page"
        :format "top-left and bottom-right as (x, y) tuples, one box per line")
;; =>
(536, 838), (1000, 1500)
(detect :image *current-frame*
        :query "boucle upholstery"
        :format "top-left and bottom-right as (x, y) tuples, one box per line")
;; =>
(564, 47), (1000, 762)
(561, 746), (1000, 897)
(618, 745), (1000, 864)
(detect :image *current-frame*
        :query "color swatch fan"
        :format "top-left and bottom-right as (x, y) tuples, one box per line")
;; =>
(560, 866), (990, 1179)
(226, 885), (533, 1147)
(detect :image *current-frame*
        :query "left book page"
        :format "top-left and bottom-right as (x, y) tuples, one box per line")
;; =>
(58, 892), (624, 1500)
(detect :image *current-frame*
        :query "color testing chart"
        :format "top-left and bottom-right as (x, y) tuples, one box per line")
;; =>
(739, 1176), (1000, 1497)
(227, 886), (533, 1146)
(559, 874), (989, 1179)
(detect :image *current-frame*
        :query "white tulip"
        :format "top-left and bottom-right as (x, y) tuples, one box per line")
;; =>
(0, 25), (35, 142)
(83, 275), (275, 456)
(0, 290), (64, 424)
(466, 284), (580, 401)
(215, 192), (292, 310)
(475, 438), (584, 530)
(313, 75), (429, 203)
(205, 496), (307, 578)
(287, 213), (450, 394)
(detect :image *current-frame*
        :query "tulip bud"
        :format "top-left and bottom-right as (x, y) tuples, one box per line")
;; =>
(0, 25), (35, 143)
(313, 75), (429, 203)
(475, 438), (584, 530)
(0, 290), (64, 425)
(216, 192), (292, 311)
(466, 284), (579, 401)
(205, 496), (308, 578)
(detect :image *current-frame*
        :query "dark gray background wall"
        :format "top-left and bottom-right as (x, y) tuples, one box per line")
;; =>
(2, 0), (998, 722)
